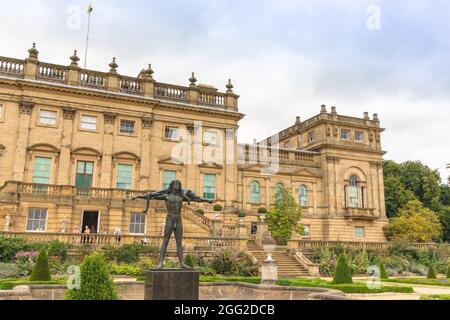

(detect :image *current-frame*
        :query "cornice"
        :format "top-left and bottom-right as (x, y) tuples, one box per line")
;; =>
(310, 143), (386, 155)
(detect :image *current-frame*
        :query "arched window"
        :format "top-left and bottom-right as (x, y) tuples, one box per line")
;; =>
(299, 185), (308, 207)
(250, 181), (261, 204)
(275, 182), (285, 202)
(347, 175), (362, 208)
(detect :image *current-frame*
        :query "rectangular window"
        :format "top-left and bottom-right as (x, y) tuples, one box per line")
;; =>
(116, 164), (133, 189)
(129, 213), (146, 234)
(308, 132), (316, 143)
(355, 131), (364, 142)
(348, 186), (360, 208)
(341, 129), (351, 140)
(163, 170), (177, 189)
(76, 161), (94, 192)
(120, 120), (135, 134)
(32, 157), (52, 184)
(204, 130), (218, 145)
(0, 104), (4, 120)
(251, 222), (258, 236)
(81, 115), (97, 131)
(203, 174), (216, 200)
(303, 225), (311, 238)
(39, 110), (57, 126)
(165, 126), (179, 141)
(355, 227), (365, 239)
(26, 208), (47, 232)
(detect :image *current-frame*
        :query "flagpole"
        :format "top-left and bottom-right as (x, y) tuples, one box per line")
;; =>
(84, 3), (93, 69)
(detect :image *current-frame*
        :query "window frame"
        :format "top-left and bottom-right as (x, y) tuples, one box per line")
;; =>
(80, 114), (98, 132)
(38, 109), (58, 127)
(162, 170), (177, 189)
(203, 173), (217, 200)
(355, 131), (365, 142)
(303, 225), (311, 238)
(308, 131), (316, 143)
(129, 212), (147, 235)
(341, 129), (351, 141)
(250, 181), (261, 204)
(164, 125), (180, 141)
(119, 119), (136, 136)
(299, 185), (309, 207)
(26, 208), (48, 232)
(32, 156), (53, 185)
(116, 163), (134, 190)
(355, 226), (365, 239)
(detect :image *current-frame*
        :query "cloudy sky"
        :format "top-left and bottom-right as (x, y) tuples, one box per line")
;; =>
(1, 0), (449, 181)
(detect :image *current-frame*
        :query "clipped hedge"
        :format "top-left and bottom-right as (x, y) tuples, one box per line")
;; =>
(332, 254), (353, 284)
(380, 264), (389, 280)
(427, 265), (437, 279)
(30, 250), (51, 282)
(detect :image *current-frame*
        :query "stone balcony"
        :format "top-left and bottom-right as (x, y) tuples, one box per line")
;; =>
(0, 44), (239, 110)
(343, 207), (378, 220)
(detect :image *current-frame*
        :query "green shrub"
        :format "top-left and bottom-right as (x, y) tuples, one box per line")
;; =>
(30, 250), (51, 281)
(137, 258), (156, 270)
(421, 294), (450, 300)
(446, 265), (450, 279)
(238, 211), (246, 218)
(257, 208), (267, 214)
(184, 255), (195, 268)
(332, 254), (353, 284)
(427, 265), (437, 279)
(110, 264), (143, 277)
(196, 209), (205, 215)
(116, 244), (140, 264)
(0, 237), (30, 263)
(210, 249), (258, 277)
(65, 253), (118, 300)
(380, 264), (389, 280)
(213, 205), (223, 212)
(0, 263), (22, 279)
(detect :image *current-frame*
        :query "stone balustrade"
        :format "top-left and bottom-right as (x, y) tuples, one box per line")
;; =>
(0, 45), (238, 110)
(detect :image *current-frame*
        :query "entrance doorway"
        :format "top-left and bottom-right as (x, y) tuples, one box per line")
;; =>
(81, 211), (100, 234)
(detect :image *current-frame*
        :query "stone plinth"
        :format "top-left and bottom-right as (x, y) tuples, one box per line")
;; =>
(261, 261), (278, 286)
(144, 269), (200, 300)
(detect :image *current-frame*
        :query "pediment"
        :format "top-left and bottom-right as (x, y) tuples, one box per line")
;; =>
(28, 143), (60, 153)
(72, 147), (101, 156)
(199, 162), (223, 170)
(292, 167), (322, 177)
(158, 156), (184, 166)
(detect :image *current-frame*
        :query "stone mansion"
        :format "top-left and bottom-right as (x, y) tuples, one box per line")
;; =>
(0, 44), (388, 244)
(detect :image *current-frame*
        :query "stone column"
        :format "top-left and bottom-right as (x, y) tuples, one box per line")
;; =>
(224, 128), (238, 208)
(12, 102), (34, 181)
(57, 108), (76, 185)
(139, 115), (153, 190)
(100, 112), (116, 188)
(255, 222), (268, 247)
(265, 178), (271, 208)
(185, 123), (197, 192)
(377, 162), (387, 218)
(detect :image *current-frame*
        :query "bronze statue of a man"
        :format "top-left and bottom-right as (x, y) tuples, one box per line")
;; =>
(132, 180), (212, 269)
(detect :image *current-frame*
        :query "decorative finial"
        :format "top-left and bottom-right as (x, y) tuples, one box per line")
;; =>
(109, 57), (118, 73)
(364, 112), (370, 120)
(331, 106), (337, 115)
(373, 113), (379, 122)
(28, 42), (39, 60)
(296, 116), (301, 124)
(226, 79), (234, 93)
(70, 50), (80, 66)
(320, 105), (327, 113)
(189, 72), (197, 86)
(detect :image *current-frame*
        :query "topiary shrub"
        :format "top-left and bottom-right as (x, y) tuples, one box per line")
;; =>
(196, 209), (205, 216)
(258, 208), (267, 214)
(65, 253), (118, 300)
(184, 254), (195, 268)
(446, 265), (450, 279)
(30, 250), (51, 281)
(379, 263), (389, 280)
(332, 254), (353, 284)
(213, 205), (223, 212)
(238, 211), (246, 218)
(427, 265), (437, 279)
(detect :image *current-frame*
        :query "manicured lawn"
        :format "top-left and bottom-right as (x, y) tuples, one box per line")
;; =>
(420, 294), (450, 300)
(276, 278), (414, 294)
(0, 277), (67, 290)
(383, 278), (450, 287)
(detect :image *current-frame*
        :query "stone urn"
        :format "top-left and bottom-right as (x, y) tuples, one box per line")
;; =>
(262, 231), (277, 263)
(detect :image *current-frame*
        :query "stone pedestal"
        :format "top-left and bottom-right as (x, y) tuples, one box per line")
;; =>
(261, 261), (278, 286)
(255, 222), (268, 247)
(144, 269), (200, 300)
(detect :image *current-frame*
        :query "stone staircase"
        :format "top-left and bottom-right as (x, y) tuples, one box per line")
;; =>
(247, 241), (310, 278)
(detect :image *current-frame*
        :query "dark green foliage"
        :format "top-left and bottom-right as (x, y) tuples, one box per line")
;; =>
(257, 208), (267, 214)
(210, 249), (258, 277)
(427, 265), (437, 279)
(332, 254), (353, 284)
(379, 264), (389, 279)
(196, 209), (205, 215)
(30, 250), (51, 281)
(184, 254), (195, 268)
(237, 211), (246, 218)
(213, 205), (223, 212)
(446, 265), (450, 279)
(103, 244), (141, 264)
(0, 237), (68, 263)
(65, 253), (118, 300)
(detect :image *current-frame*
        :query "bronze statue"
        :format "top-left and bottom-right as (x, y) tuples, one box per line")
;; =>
(132, 180), (212, 269)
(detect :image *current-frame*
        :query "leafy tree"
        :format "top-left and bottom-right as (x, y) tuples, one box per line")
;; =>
(30, 250), (51, 281)
(427, 265), (437, 279)
(446, 265), (450, 279)
(383, 200), (442, 243)
(384, 176), (417, 218)
(65, 253), (118, 300)
(436, 205), (450, 242)
(440, 184), (450, 206)
(266, 187), (302, 243)
(332, 254), (353, 284)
